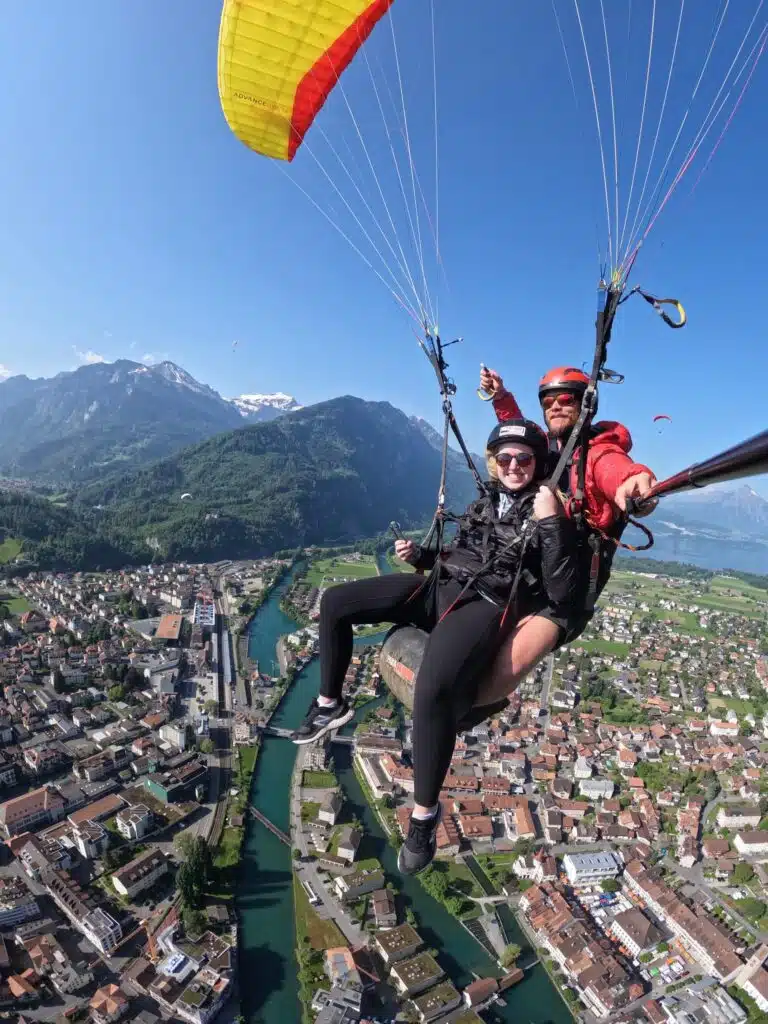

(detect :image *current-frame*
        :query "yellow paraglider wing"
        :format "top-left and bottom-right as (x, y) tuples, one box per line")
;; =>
(217, 0), (395, 163)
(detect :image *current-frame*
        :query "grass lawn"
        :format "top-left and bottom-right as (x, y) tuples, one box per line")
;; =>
(293, 873), (345, 949)
(355, 857), (383, 873)
(711, 575), (768, 599)
(213, 825), (244, 871)
(708, 696), (756, 716)
(3, 595), (32, 615)
(302, 770), (337, 789)
(443, 860), (485, 900)
(237, 744), (259, 777)
(0, 538), (23, 564)
(304, 556), (378, 588)
(577, 639), (631, 656)
(689, 590), (762, 616)
(301, 801), (321, 823)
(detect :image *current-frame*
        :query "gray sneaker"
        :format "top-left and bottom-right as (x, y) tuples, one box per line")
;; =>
(397, 804), (443, 875)
(292, 698), (353, 745)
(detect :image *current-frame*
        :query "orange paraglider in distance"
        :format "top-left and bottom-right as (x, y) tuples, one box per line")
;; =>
(217, 0), (395, 162)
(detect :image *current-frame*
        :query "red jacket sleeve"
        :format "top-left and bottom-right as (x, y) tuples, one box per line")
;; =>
(590, 445), (654, 502)
(492, 390), (524, 422)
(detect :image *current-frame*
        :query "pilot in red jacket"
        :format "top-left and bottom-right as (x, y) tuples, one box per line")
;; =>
(469, 365), (658, 715)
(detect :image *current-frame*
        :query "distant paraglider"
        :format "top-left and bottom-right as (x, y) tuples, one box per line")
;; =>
(653, 414), (672, 435)
(180, 493), (193, 501)
(232, 340), (238, 352)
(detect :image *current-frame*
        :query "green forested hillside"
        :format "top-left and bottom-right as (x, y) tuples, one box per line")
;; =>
(1, 397), (478, 569)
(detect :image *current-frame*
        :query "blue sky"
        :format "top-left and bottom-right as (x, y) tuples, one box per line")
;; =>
(0, 1), (766, 493)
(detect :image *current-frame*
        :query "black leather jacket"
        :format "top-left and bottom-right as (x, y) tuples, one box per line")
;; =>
(414, 482), (580, 611)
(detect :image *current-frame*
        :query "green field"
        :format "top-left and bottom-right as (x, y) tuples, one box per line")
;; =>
(1, 595), (32, 615)
(576, 639), (631, 656)
(304, 556), (379, 587)
(293, 873), (345, 949)
(708, 696), (756, 717)
(301, 770), (337, 789)
(0, 538), (22, 564)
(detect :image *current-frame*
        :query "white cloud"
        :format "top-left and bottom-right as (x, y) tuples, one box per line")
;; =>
(73, 347), (106, 365)
(141, 352), (169, 366)
(0, 364), (11, 380)
(103, 330), (113, 339)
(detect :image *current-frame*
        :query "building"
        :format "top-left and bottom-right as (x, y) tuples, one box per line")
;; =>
(90, 983), (130, 1023)
(742, 967), (768, 1013)
(0, 753), (15, 788)
(625, 861), (742, 980)
(0, 784), (67, 838)
(159, 722), (188, 752)
(735, 832), (768, 856)
(390, 952), (444, 996)
(579, 777), (615, 800)
(155, 614), (183, 645)
(563, 851), (622, 886)
(41, 867), (122, 954)
(659, 980), (747, 1024)
(375, 923), (422, 964)
(112, 849), (169, 900)
(73, 820), (110, 859)
(318, 792), (342, 826)
(144, 756), (207, 803)
(337, 826), (362, 863)
(0, 877), (40, 927)
(334, 869), (385, 903)
(610, 908), (663, 956)
(718, 804), (761, 830)
(116, 803), (154, 841)
(412, 981), (462, 1022)
(372, 888), (396, 928)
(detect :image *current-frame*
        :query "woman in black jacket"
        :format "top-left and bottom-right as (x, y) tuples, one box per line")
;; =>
(292, 419), (580, 875)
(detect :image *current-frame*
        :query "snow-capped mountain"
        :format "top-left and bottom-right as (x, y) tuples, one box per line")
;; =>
(229, 392), (303, 421)
(0, 359), (304, 483)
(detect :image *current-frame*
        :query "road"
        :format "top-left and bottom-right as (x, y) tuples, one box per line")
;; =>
(662, 856), (767, 942)
(289, 745), (364, 946)
(540, 652), (555, 711)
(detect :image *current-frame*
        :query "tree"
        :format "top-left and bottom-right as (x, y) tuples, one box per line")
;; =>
(204, 700), (219, 716)
(735, 898), (766, 922)
(601, 878), (620, 893)
(182, 905), (207, 938)
(501, 943), (522, 968)
(657, 942), (669, 953)
(107, 684), (125, 702)
(199, 738), (215, 755)
(52, 669), (66, 694)
(733, 863), (755, 884)
(293, 848), (302, 861)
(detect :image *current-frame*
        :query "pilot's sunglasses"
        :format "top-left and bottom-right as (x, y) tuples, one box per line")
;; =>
(541, 392), (580, 410)
(495, 452), (534, 469)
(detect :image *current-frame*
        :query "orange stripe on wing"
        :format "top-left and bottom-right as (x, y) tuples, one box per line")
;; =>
(288, 0), (395, 161)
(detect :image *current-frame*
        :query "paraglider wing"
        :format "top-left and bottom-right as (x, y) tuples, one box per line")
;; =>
(653, 414), (672, 423)
(217, 0), (395, 162)
(653, 414), (672, 435)
(180, 493), (193, 500)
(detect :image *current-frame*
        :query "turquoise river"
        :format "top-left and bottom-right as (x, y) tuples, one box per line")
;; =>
(237, 562), (571, 1024)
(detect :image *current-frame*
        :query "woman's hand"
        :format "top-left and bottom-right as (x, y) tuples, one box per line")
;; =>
(533, 484), (559, 521)
(395, 539), (419, 564)
(479, 365), (505, 398)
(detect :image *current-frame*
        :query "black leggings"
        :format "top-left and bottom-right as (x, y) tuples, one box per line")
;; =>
(319, 573), (509, 807)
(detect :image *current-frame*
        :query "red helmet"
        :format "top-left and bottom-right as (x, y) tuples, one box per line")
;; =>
(538, 366), (590, 402)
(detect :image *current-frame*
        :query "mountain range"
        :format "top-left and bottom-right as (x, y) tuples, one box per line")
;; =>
(0, 358), (766, 574)
(0, 359), (302, 482)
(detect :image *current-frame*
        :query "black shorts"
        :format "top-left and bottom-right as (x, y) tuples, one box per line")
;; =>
(534, 605), (593, 650)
